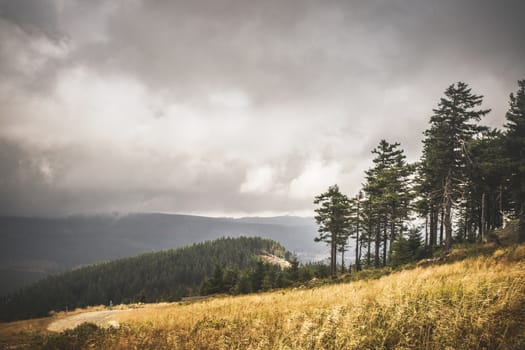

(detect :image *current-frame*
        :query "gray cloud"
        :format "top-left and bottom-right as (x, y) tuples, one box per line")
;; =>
(69, 0), (525, 99)
(0, 0), (61, 38)
(0, 0), (524, 216)
(0, 137), (310, 216)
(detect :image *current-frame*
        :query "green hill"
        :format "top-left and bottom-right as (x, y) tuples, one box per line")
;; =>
(0, 236), (289, 321)
(0, 214), (321, 297)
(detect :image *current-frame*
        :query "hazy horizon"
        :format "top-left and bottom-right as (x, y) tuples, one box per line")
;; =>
(0, 210), (316, 219)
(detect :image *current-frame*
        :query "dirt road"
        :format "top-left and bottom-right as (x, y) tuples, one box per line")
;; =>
(47, 309), (132, 332)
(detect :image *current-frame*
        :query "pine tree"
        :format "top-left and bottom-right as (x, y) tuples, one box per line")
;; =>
(287, 256), (299, 282)
(314, 185), (352, 278)
(390, 227), (424, 266)
(463, 130), (509, 241)
(504, 80), (525, 242)
(222, 268), (239, 294)
(363, 140), (413, 266)
(420, 82), (490, 250)
(250, 261), (266, 292)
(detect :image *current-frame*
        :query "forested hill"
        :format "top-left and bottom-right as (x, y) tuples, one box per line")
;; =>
(0, 237), (289, 322)
(0, 213), (320, 296)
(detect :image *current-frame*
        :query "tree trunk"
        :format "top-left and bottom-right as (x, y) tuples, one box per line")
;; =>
(389, 202), (396, 257)
(429, 204), (437, 248)
(425, 214), (428, 247)
(341, 249), (345, 274)
(468, 204), (476, 242)
(359, 239), (364, 270)
(444, 175), (453, 251)
(491, 194), (495, 231)
(498, 184), (503, 228)
(463, 201), (468, 242)
(519, 201), (525, 244)
(439, 205), (444, 245)
(367, 217), (372, 267)
(355, 197), (360, 272)
(481, 192), (487, 243)
(367, 229), (371, 267)
(382, 220), (387, 266)
(331, 238), (337, 278)
(374, 223), (380, 268)
(478, 207), (483, 241)
(429, 207), (433, 248)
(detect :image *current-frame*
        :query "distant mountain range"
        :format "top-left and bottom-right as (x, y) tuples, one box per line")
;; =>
(0, 213), (324, 296)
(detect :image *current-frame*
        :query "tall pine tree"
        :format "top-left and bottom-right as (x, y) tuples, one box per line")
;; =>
(363, 140), (413, 266)
(420, 82), (490, 250)
(504, 80), (525, 242)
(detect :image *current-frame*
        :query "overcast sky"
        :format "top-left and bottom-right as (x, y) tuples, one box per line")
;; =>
(0, 0), (524, 217)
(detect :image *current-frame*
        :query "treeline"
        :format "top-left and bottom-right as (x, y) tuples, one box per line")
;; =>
(314, 80), (525, 276)
(0, 237), (289, 321)
(199, 259), (330, 296)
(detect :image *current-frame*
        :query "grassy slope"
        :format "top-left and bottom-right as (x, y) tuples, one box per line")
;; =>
(1, 241), (524, 349)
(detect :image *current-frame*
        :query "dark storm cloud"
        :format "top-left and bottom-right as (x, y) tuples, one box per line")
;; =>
(67, 0), (525, 99)
(0, 0), (61, 37)
(71, 1), (321, 103)
(0, 0), (524, 216)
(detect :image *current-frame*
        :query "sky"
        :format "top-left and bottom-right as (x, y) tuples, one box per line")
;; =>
(0, 0), (524, 217)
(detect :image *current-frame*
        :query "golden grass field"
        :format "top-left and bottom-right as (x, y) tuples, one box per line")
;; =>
(1, 242), (524, 349)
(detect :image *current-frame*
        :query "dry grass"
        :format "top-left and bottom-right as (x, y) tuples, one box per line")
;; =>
(109, 244), (525, 349)
(2, 244), (525, 349)
(0, 316), (52, 346)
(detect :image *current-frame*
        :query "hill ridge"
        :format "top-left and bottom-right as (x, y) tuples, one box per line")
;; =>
(0, 213), (321, 296)
(0, 236), (290, 322)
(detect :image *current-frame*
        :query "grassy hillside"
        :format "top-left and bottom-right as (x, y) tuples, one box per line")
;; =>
(1, 239), (524, 349)
(0, 236), (289, 322)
